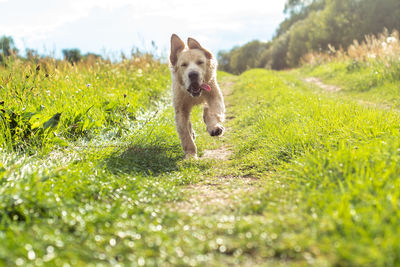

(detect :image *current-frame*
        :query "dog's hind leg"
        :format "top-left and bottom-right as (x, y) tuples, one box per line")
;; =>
(175, 107), (197, 158)
(203, 91), (225, 137)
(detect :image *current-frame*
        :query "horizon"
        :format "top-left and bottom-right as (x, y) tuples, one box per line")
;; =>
(0, 0), (287, 59)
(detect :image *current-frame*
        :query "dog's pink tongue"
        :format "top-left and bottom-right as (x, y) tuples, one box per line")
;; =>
(200, 83), (211, 92)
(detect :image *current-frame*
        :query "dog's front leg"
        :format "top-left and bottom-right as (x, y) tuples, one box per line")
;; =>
(203, 91), (225, 136)
(175, 108), (197, 158)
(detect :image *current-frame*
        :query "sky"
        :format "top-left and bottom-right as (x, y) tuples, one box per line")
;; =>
(0, 0), (287, 59)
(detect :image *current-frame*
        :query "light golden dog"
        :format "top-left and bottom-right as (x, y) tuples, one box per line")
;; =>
(170, 34), (225, 158)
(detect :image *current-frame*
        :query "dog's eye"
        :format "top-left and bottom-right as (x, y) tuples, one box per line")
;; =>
(197, 60), (204, 65)
(181, 63), (188, 67)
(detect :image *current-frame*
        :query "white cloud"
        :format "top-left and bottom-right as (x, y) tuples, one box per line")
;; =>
(0, 0), (286, 57)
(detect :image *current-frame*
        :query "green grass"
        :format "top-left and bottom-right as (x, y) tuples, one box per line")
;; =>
(0, 56), (169, 152)
(224, 69), (400, 265)
(1, 57), (400, 266)
(299, 58), (400, 108)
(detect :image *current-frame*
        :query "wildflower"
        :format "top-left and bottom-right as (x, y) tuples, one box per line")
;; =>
(86, 83), (91, 88)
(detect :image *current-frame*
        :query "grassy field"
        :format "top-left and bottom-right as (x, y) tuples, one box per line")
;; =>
(1, 55), (400, 266)
(300, 30), (400, 109)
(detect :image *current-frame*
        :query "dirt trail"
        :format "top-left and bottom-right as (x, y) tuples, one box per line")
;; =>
(304, 76), (396, 110)
(304, 77), (341, 92)
(201, 147), (231, 161)
(174, 176), (260, 214)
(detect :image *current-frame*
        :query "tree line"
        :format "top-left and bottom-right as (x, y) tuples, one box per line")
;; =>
(0, 36), (101, 65)
(218, 0), (400, 73)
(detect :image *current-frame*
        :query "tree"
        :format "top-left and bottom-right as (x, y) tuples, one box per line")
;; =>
(276, 0), (326, 37)
(62, 48), (82, 64)
(274, 0), (400, 67)
(218, 41), (270, 74)
(0, 36), (18, 62)
(218, 0), (400, 71)
(217, 50), (234, 73)
(264, 33), (291, 70)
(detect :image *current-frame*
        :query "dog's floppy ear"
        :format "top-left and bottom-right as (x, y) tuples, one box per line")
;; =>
(170, 34), (185, 66)
(187, 37), (212, 59)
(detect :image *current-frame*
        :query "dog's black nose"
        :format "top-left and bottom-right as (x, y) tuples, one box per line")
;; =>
(188, 71), (199, 81)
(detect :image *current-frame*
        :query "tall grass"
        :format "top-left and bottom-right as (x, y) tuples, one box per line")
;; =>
(300, 29), (400, 106)
(302, 29), (400, 67)
(0, 55), (170, 152)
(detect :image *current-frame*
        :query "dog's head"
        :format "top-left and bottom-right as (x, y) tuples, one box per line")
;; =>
(170, 34), (216, 97)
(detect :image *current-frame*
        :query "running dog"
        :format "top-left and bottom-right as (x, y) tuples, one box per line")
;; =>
(170, 34), (225, 158)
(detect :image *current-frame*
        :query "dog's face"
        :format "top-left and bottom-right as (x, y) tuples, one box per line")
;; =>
(170, 34), (214, 97)
(176, 49), (208, 97)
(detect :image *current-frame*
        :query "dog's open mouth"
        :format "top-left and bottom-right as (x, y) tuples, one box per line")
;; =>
(188, 82), (201, 97)
(188, 83), (211, 97)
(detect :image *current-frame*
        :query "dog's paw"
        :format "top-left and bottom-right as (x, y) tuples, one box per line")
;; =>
(209, 125), (225, 137)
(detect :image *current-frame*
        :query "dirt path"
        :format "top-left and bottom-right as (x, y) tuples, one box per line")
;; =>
(304, 77), (341, 92)
(201, 146), (231, 161)
(304, 76), (396, 110)
(174, 176), (260, 214)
